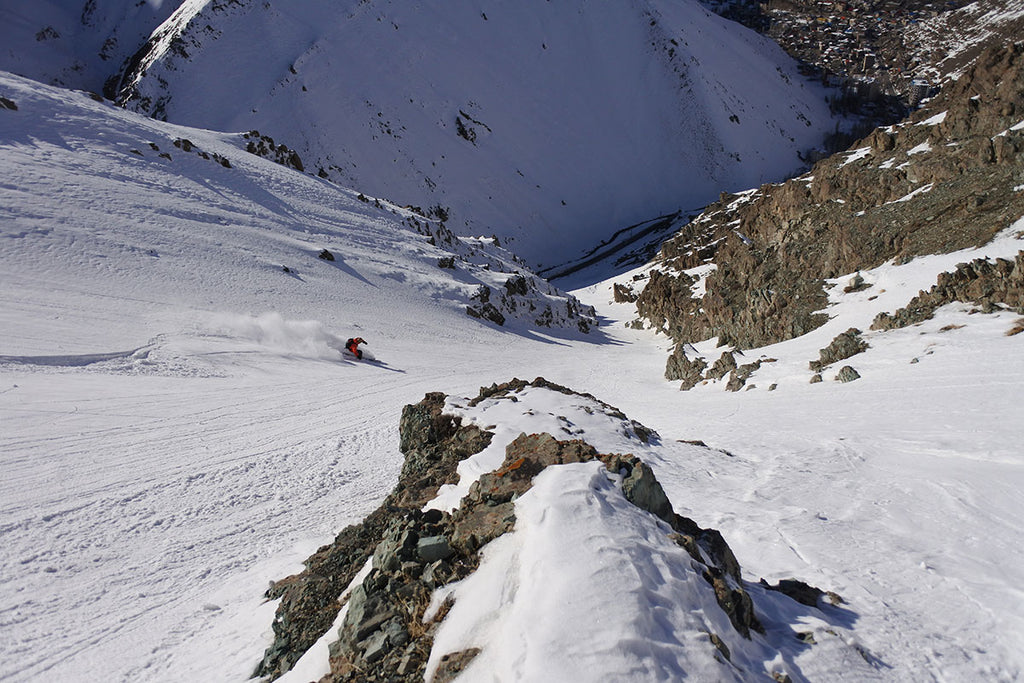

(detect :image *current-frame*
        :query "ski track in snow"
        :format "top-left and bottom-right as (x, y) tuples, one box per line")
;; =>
(1, 349), (409, 680)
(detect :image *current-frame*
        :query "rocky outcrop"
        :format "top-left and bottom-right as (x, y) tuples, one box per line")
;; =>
(725, 360), (764, 392)
(706, 351), (738, 381)
(465, 285), (506, 326)
(872, 251), (1024, 330)
(254, 393), (492, 680)
(466, 377), (658, 445)
(613, 282), (638, 303)
(258, 380), (836, 680)
(810, 328), (869, 372)
(325, 508), (478, 680)
(322, 430), (766, 682)
(761, 578), (843, 609)
(636, 43), (1024, 369)
(171, 137), (232, 168)
(394, 215), (599, 335)
(242, 130), (304, 172)
(467, 277), (598, 334)
(665, 346), (707, 388)
(665, 346), (781, 392)
(835, 365), (862, 383)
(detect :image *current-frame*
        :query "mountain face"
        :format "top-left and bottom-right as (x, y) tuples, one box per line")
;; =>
(107, 0), (839, 269)
(0, 69), (596, 343)
(4, 4), (1024, 682)
(630, 40), (1024, 376)
(0, 0), (179, 94)
(902, 0), (1024, 82)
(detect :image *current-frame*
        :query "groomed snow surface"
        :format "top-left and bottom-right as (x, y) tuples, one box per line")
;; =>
(2, 71), (1024, 682)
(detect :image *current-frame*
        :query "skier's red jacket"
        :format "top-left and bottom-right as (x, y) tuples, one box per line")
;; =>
(346, 337), (365, 358)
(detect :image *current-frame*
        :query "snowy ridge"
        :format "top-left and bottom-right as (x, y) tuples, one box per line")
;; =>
(424, 384), (867, 683)
(274, 381), (872, 682)
(111, 0), (838, 268)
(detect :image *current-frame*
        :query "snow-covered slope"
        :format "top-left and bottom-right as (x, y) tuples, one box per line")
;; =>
(0, 67), (594, 681)
(111, 0), (837, 269)
(0, 0), (179, 94)
(0, 70), (594, 351)
(2, 63), (1023, 682)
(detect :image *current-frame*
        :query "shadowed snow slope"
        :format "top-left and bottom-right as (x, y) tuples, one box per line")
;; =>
(108, 0), (837, 268)
(0, 0), (180, 93)
(2, 61), (1023, 682)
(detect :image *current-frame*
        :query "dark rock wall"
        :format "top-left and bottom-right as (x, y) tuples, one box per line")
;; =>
(637, 43), (1024, 364)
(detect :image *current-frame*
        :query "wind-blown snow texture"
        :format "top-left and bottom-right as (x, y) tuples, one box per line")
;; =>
(2, 34), (1023, 683)
(109, 0), (836, 269)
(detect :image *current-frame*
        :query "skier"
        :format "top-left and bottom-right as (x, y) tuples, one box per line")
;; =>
(345, 337), (366, 359)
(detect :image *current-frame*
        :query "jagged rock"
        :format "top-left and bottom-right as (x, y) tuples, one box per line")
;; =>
(503, 274), (530, 296)
(810, 373), (823, 384)
(836, 365), (861, 383)
(613, 282), (638, 303)
(262, 382), (851, 681)
(809, 328), (869, 372)
(725, 361), (762, 392)
(165, 137), (232, 168)
(328, 508), (464, 680)
(466, 377), (657, 444)
(665, 345), (707, 388)
(455, 116), (476, 144)
(466, 302), (505, 326)
(619, 458), (674, 522)
(318, 249), (335, 262)
(761, 578), (843, 608)
(242, 130), (305, 171)
(636, 44), (1024, 356)
(467, 285), (506, 326)
(636, 269), (706, 342)
(0, 96), (17, 111)
(705, 351), (737, 381)
(872, 251), (1024, 330)
(704, 567), (761, 639)
(254, 393), (491, 680)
